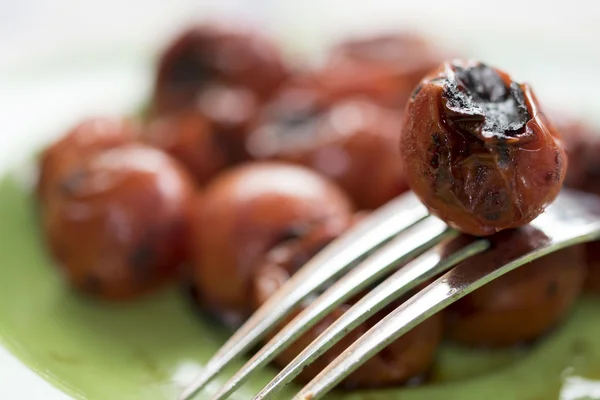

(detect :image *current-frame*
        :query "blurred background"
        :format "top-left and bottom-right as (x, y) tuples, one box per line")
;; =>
(2, 0), (600, 175)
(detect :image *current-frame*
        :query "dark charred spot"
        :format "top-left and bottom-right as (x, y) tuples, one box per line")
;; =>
(269, 101), (323, 136)
(458, 140), (472, 159)
(279, 110), (320, 131)
(430, 154), (439, 169)
(474, 164), (488, 183)
(260, 100), (323, 147)
(277, 224), (312, 244)
(484, 211), (501, 221)
(129, 241), (157, 282)
(483, 189), (505, 206)
(540, 150), (563, 185)
(547, 281), (558, 297)
(60, 170), (87, 195)
(411, 84), (422, 99)
(442, 63), (530, 139)
(166, 49), (214, 88)
(455, 64), (508, 102)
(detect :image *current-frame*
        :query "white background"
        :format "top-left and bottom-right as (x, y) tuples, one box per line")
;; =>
(1, 1), (600, 399)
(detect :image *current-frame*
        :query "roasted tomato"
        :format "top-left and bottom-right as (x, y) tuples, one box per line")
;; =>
(190, 162), (353, 326)
(152, 23), (289, 114)
(253, 227), (442, 388)
(442, 226), (586, 347)
(248, 94), (409, 209)
(37, 117), (137, 202)
(317, 33), (445, 108)
(556, 114), (600, 292)
(43, 144), (195, 300)
(400, 60), (567, 236)
(144, 110), (228, 186)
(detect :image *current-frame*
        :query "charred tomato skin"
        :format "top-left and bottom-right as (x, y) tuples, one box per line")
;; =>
(43, 144), (195, 300)
(400, 60), (567, 236)
(248, 96), (409, 210)
(152, 23), (289, 114)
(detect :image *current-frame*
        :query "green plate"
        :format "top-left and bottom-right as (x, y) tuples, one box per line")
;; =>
(1, 170), (600, 400)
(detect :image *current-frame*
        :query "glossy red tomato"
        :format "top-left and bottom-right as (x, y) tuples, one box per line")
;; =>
(319, 33), (446, 108)
(248, 95), (409, 209)
(44, 144), (195, 300)
(152, 23), (289, 114)
(38, 117), (137, 202)
(190, 162), (353, 326)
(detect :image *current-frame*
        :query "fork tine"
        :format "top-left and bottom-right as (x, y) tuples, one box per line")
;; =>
(179, 192), (428, 400)
(293, 220), (600, 400)
(251, 239), (489, 400)
(211, 216), (456, 400)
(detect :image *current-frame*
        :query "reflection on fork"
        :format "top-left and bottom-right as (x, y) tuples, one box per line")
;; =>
(179, 189), (600, 400)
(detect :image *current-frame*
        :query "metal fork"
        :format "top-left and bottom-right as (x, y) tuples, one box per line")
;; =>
(179, 189), (600, 400)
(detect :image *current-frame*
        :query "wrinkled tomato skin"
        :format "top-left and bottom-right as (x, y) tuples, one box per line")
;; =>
(400, 61), (567, 236)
